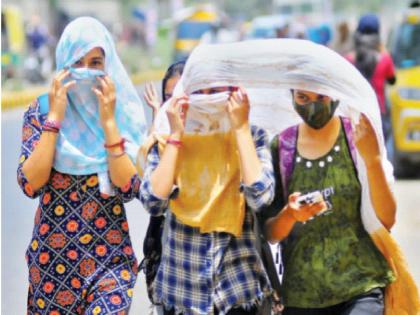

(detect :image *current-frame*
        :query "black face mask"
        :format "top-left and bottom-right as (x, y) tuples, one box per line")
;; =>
(293, 99), (340, 129)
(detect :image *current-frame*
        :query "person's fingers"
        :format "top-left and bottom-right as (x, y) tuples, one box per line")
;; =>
(144, 93), (151, 103)
(230, 93), (241, 108)
(62, 80), (76, 92)
(353, 125), (362, 143)
(361, 114), (375, 136)
(180, 103), (189, 120)
(288, 192), (301, 203)
(168, 97), (182, 114)
(309, 201), (327, 215)
(288, 192), (301, 211)
(102, 75), (112, 84)
(103, 76), (115, 94)
(92, 87), (104, 103)
(239, 86), (249, 103)
(145, 84), (152, 98)
(52, 70), (67, 90)
(97, 76), (108, 93)
(231, 91), (242, 104)
(148, 83), (157, 97)
(55, 69), (69, 82)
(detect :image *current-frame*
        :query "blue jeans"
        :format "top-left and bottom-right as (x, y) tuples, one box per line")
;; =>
(283, 288), (384, 315)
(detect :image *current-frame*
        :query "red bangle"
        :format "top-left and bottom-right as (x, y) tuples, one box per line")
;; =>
(42, 126), (59, 133)
(44, 119), (61, 130)
(166, 138), (182, 147)
(104, 138), (126, 150)
(43, 119), (61, 133)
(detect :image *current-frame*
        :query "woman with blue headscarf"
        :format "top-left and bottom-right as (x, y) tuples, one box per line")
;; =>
(17, 17), (147, 314)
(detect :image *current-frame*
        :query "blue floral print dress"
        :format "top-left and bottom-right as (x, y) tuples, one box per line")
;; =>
(18, 100), (140, 315)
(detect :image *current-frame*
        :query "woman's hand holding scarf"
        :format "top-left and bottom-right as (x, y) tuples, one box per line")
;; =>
(353, 113), (381, 167)
(21, 70), (76, 192)
(149, 94), (189, 199)
(226, 87), (263, 186)
(92, 75), (137, 188)
(354, 113), (396, 230)
(227, 87), (250, 132)
(166, 95), (189, 139)
(48, 69), (76, 122)
(93, 76), (117, 129)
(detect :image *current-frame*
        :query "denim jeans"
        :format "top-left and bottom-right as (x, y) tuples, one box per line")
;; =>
(163, 305), (258, 315)
(283, 288), (384, 315)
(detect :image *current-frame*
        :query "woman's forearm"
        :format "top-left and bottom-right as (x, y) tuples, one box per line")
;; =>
(366, 157), (396, 230)
(235, 124), (262, 185)
(103, 121), (137, 188)
(21, 131), (58, 191)
(267, 206), (296, 243)
(150, 133), (181, 198)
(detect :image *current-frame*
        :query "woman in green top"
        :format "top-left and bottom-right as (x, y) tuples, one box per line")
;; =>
(266, 89), (396, 315)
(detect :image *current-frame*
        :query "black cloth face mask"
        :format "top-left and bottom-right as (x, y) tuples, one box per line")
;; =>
(293, 99), (340, 129)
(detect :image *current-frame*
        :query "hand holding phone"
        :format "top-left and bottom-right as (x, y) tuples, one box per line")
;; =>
(296, 191), (323, 206)
(287, 191), (328, 223)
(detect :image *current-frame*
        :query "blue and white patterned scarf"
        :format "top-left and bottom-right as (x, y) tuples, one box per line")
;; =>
(43, 16), (146, 194)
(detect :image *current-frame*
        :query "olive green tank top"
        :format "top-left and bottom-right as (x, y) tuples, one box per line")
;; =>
(282, 123), (394, 308)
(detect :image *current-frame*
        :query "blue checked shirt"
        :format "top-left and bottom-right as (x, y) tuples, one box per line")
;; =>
(139, 126), (275, 315)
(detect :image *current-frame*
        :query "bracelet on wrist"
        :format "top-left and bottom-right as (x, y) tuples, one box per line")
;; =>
(166, 138), (182, 147)
(42, 126), (59, 133)
(104, 138), (126, 151)
(43, 119), (61, 133)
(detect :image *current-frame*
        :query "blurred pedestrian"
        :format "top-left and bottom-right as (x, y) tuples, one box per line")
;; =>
(25, 14), (53, 82)
(276, 23), (290, 38)
(346, 14), (396, 142)
(143, 61), (186, 121)
(17, 17), (147, 314)
(332, 21), (353, 56)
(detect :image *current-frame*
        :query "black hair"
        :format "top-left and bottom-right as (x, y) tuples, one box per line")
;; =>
(161, 60), (186, 102)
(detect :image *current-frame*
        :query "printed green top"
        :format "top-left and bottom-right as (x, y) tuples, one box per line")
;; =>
(280, 123), (394, 308)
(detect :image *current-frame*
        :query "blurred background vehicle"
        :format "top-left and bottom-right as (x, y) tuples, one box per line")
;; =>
(387, 5), (420, 177)
(1, 5), (26, 86)
(247, 14), (290, 39)
(172, 4), (219, 61)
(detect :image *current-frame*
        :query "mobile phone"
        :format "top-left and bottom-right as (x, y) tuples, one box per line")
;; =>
(296, 191), (323, 206)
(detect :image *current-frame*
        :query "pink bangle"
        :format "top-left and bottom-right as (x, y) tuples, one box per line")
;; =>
(166, 138), (182, 147)
(44, 119), (61, 130)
